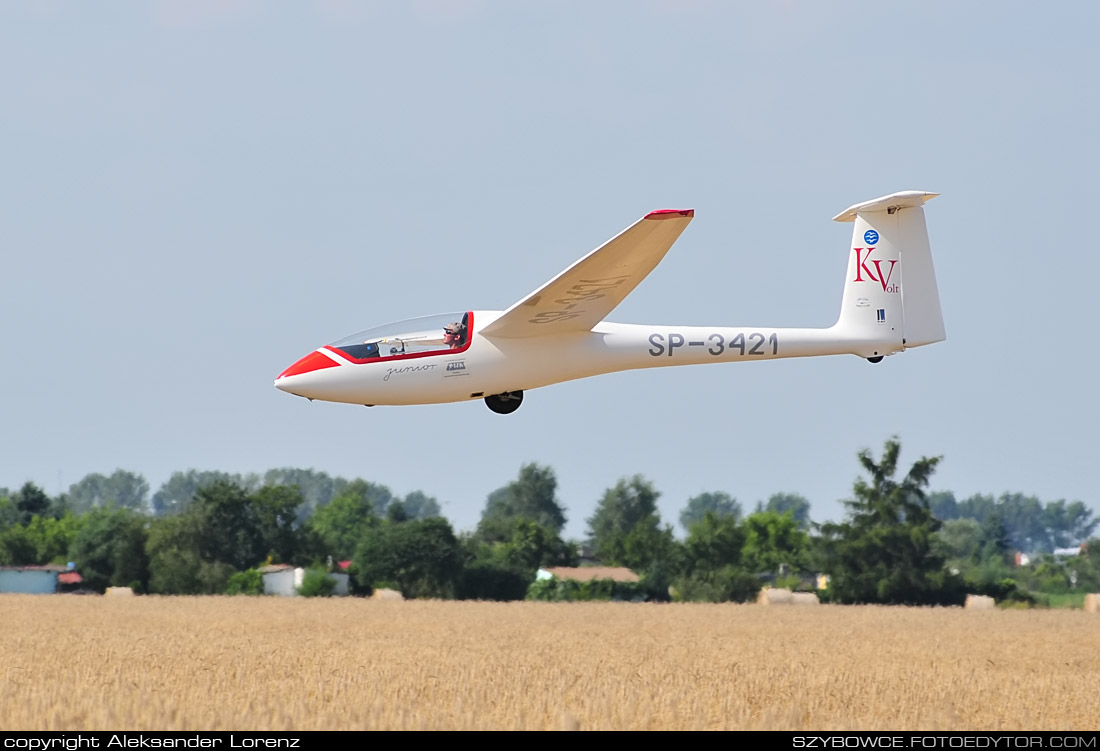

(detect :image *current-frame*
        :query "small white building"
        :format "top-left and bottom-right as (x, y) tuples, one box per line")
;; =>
(0, 565), (65, 594)
(536, 566), (639, 583)
(258, 565), (349, 596)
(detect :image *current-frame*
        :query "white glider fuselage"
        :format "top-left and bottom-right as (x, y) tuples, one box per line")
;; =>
(276, 316), (900, 407)
(275, 192), (945, 413)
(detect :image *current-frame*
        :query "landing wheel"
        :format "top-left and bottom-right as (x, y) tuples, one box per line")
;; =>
(867, 356), (884, 363)
(485, 391), (523, 414)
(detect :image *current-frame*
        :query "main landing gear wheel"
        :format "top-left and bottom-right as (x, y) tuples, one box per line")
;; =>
(485, 391), (523, 414)
(867, 356), (884, 363)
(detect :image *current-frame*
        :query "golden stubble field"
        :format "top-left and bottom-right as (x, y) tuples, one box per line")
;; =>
(1, 595), (1098, 731)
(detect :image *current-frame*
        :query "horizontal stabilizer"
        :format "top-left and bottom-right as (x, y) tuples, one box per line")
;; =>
(833, 191), (938, 223)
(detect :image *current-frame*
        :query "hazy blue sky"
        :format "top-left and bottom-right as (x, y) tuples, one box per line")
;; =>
(3, 1), (1098, 540)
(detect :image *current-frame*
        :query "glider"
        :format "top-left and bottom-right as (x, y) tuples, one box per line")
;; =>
(275, 191), (945, 414)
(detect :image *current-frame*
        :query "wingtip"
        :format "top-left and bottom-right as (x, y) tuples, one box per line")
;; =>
(645, 209), (694, 220)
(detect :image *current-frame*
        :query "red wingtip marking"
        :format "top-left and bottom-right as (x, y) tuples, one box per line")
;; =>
(645, 209), (694, 219)
(277, 350), (340, 379)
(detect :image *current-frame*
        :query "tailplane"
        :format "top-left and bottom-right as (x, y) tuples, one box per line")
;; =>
(831, 191), (944, 360)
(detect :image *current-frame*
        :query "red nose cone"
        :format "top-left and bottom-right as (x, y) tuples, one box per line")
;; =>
(277, 350), (340, 380)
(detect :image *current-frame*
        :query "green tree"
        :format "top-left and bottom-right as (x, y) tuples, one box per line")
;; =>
(24, 513), (85, 564)
(146, 513), (234, 594)
(13, 482), (51, 526)
(1042, 500), (1098, 550)
(458, 519), (578, 601)
(144, 481), (305, 594)
(151, 470), (251, 516)
(330, 478), (395, 517)
(478, 463), (567, 539)
(819, 437), (962, 606)
(679, 492), (741, 533)
(673, 511), (759, 603)
(1067, 538), (1100, 592)
(225, 569), (264, 595)
(683, 511), (745, 573)
(617, 515), (680, 573)
(0, 524), (36, 565)
(190, 481), (264, 570)
(251, 485), (306, 564)
(261, 468), (348, 519)
(586, 475), (660, 563)
(757, 493), (812, 529)
(927, 490), (958, 522)
(978, 511), (1014, 566)
(401, 490), (442, 520)
(306, 490), (379, 561)
(70, 507), (150, 593)
(740, 510), (810, 575)
(932, 518), (983, 565)
(297, 567), (337, 597)
(67, 470), (150, 513)
(354, 517), (462, 599)
(0, 492), (19, 530)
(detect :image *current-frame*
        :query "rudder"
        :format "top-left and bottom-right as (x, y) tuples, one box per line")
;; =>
(832, 191), (944, 358)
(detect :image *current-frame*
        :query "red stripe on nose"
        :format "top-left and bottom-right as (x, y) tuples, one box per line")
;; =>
(277, 350), (340, 379)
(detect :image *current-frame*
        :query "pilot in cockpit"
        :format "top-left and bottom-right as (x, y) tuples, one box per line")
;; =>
(443, 320), (466, 349)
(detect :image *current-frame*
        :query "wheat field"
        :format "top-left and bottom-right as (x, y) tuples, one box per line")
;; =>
(1, 595), (1098, 731)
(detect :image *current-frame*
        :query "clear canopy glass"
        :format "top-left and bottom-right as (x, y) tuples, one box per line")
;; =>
(329, 312), (470, 361)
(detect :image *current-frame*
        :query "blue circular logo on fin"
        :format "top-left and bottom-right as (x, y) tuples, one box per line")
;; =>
(864, 230), (879, 245)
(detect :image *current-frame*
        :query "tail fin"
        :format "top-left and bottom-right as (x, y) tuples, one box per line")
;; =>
(831, 191), (945, 359)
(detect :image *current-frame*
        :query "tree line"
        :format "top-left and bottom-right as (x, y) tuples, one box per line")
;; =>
(1, 438), (1097, 605)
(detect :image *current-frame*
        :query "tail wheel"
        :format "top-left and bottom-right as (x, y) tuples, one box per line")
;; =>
(485, 391), (523, 414)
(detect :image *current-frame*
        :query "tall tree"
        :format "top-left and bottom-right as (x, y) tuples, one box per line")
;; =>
(151, 470), (249, 516)
(478, 463), (567, 538)
(679, 492), (741, 532)
(146, 513), (233, 595)
(740, 511), (811, 575)
(13, 482), (51, 525)
(932, 518), (983, 564)
(251, 484), (306, 565)
(401, 490), (442, 520)
(307, 490), (379, 561)
(674, 512), (758, 603)
(0, 493), (21, 530)
(67, 470), (150, 513)
(927, 490), (958, 521)
(354, 517), (462, 599)
(978, 510), (1013, 566)
(757, 493), (812, 529)
(262, 468), (342, 518)
(820, 437), (962, 606)
(586, 475), (660, 564)
(70, 507), (150, 592)
(325, 478), (394, 517)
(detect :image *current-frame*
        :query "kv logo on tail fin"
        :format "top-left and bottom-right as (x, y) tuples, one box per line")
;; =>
(852, 247), (899, 293)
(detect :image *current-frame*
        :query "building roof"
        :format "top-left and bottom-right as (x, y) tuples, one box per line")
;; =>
(57, 572), (83, 584)
(257, 564), (297, 574)
(0, 565), (69, 573)
(540, 566), (640, 583)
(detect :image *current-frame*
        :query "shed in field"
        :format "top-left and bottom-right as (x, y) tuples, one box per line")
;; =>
(0, 565), (68, 594)
(258, 565), (349, 596)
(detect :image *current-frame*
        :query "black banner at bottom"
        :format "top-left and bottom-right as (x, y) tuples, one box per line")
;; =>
(0, 731), (1098, 742)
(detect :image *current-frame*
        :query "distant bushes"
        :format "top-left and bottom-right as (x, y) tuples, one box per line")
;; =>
(526, 577), (647, 602)
(225, 569), (264, 596)
(297, 567), (337, 597)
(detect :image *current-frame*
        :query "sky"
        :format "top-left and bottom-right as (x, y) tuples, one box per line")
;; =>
(2, 1), (1098, 541)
